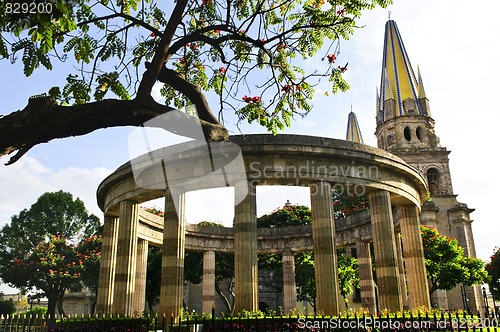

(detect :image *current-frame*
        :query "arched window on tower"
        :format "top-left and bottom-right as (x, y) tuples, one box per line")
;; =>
(404, 126), (411, 141)
(416, 126), (423, 141)
(427, 168), (440, 196)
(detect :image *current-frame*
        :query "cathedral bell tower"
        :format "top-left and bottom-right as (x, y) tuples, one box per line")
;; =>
(374, 19), (481, 314)
(375, 20), (452, 198)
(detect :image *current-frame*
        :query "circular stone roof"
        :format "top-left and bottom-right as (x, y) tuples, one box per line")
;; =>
(97, 134), (428, 216)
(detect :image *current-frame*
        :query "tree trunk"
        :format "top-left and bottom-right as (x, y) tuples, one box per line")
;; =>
(429, 283), (438, 299)
(215, 279), (234, 314)
(57, 296), (67, 318)
(343, 296), (349, 310)
(89, 295), (97, 316)
(46, 293), (58, 320)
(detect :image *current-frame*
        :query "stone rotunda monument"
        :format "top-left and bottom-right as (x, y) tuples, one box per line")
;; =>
(94, 19), (480, 318)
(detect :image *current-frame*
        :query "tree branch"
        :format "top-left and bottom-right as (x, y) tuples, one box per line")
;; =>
(0, 96), (228, 165)
(136, 0), (189, 99)
(151, 63), (219, 124)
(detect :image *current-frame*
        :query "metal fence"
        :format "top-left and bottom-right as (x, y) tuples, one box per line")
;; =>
(1, 311), (500, 331)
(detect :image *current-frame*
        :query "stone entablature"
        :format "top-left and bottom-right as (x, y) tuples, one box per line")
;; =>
(97, 134), (428, 215)
(137, 210), (372, 254)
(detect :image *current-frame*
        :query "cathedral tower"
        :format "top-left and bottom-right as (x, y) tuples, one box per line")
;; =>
(375, 19), (481, 314)
(375, 20), (453, 197)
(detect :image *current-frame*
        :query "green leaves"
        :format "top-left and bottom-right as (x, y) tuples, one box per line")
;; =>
(486, 247), (500, 300)
(420, 224), (489, 294)
(0, 191), (101, 317)
(63, 74), (90, 104)
(64, 35), (97, 64)
(95, 72), (130, 101)
(0, 0), (390, 137)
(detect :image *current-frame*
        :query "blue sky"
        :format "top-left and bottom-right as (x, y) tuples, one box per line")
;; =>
(1, 0), (500, 293)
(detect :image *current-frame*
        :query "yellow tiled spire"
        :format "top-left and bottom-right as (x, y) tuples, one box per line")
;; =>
(346, 110), (364, 144)
(378, 20), (425, 121)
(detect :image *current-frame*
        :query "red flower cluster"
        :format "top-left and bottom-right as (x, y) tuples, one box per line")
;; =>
(219, 67), (227, 73)
(281, 84), (292, 92)
(327, 54), (336, 64)
(338, 64), (348, 72)
(337, 8), (347, 16)
(242, 95), (261, 103)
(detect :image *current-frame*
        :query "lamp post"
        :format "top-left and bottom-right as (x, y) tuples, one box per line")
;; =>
(28, 295), (33, 311)
(461, 284), (470, 314)
(482, 286), (490, 318)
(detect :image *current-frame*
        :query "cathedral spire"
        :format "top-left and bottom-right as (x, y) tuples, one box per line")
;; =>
(346, 109), (364, 144)
(417, 66), (427, 99)
(375, 20), (439, 151)
(377, 20), (429, 123)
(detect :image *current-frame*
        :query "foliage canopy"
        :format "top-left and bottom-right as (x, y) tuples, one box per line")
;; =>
(486, 246), (500, 300)
(0, 0), (389, 165)
(420, 224), (489, 297)
(0, 191), (101, 317)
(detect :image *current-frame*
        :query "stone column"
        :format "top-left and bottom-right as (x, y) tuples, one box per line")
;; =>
(134, 239), (148, 314)
(368, 190), (403, 312)
(310, 181), (339, 316)
(282, 251), (297, 313)
(113, 201), (139, 316)
(202, 250), (216, 314)
(96, 215), (119, 315)
(234, 180), (258, 312)
(395, 232), (408, 309)
(399, 204), (431, 309)
(160, 191), (186, 320)
(356, 241), (376, 314)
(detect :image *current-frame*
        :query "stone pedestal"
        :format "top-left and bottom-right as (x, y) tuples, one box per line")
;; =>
(234, 181), (258, 312)
(310, 181), (339, 316)
(369, 190), (402, 312)
(399, 204), (430, 309)
(282, 251), (297, 313)
(96, 216), (119, 315)
(160, 191), (186, 320)
(202, 250), (216, 314)
(114, 201), (139, 316)
(356, 241), (376, 313)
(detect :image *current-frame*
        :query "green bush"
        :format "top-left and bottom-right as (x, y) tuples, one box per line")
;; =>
(0, 296), (16, 316)
(18, 305), (48, 317)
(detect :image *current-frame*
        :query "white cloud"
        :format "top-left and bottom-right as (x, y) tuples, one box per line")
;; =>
(0, 156), (111, 227)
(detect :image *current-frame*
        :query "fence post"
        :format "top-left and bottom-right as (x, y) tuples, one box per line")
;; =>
(211, 306), (215, 332)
